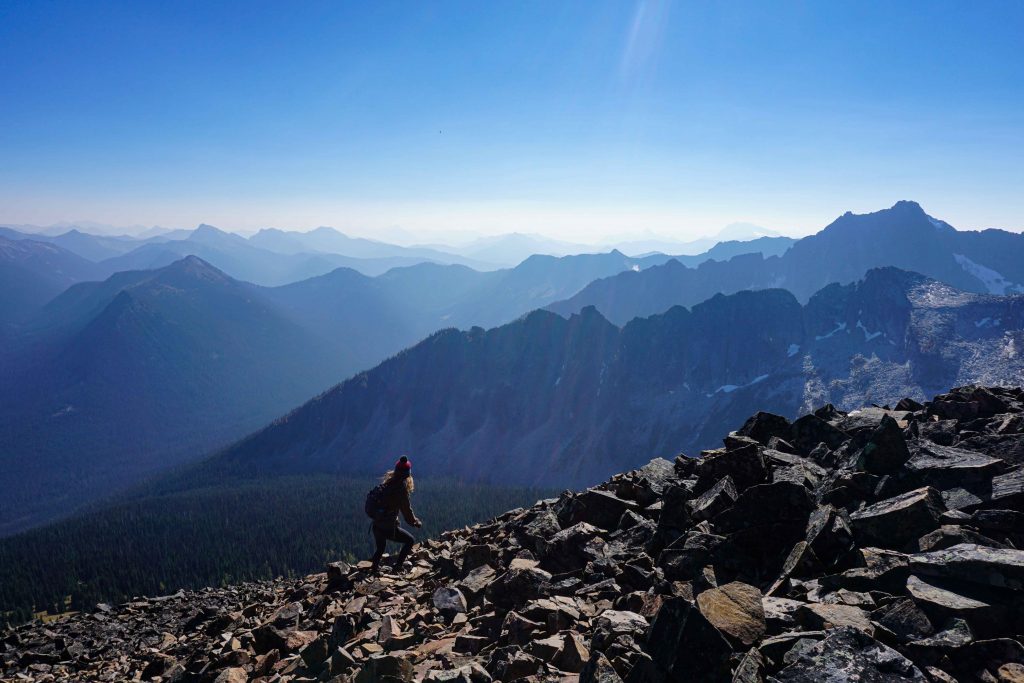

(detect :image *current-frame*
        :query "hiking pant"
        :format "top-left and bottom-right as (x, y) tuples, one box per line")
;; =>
(371, 523), (414, 568)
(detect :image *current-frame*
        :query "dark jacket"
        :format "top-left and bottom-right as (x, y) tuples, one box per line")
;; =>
(374, 477), (418, 529)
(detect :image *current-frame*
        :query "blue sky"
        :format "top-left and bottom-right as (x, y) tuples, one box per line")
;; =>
(1, 1), (1022, 241)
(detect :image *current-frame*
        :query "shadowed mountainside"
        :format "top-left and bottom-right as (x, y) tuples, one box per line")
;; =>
(173, 268), (1024, 492)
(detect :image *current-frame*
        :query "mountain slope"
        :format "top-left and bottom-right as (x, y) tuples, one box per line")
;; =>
(551, 201), (1024, 324)
(176, 268), (1024, 492)
(4, 385), (1023, 682)
(0, 236), (107, 326)
(0, 247), (661, 534)
(0, 257), (346, 534)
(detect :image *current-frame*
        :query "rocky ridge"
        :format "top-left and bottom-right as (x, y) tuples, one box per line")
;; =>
(4, 385), (1024, 682)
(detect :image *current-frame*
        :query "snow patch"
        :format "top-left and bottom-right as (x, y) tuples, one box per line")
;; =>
(954, 253), (1019, 295)
(815, 321), (847, 341)
(631, 264), (641, 272)
(706, 374), (770, 397)
(975, 317), (1002, 329)
(787, 343), (801, 357)
(856, 320), (883, 341)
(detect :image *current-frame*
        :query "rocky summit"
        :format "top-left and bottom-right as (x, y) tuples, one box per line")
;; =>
(4, 386), (1024, 683)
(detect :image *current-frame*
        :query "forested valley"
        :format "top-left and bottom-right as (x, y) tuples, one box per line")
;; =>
(0, 477), (554, 624)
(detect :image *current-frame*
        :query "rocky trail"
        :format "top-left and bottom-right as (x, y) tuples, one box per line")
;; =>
(4, 385), (1024, 682)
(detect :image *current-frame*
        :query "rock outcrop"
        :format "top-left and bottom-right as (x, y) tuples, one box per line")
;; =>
(3, 385), (1024, 682)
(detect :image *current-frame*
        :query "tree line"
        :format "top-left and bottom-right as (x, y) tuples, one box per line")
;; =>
(0, 476), (554, 625)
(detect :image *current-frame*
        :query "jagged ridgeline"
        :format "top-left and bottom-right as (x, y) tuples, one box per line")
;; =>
(4, 386), (1023, 682)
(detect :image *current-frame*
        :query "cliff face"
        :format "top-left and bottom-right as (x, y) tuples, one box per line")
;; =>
(5, 385), (1024, 682)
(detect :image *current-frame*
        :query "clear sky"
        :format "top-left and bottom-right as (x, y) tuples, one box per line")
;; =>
(1, 1), (1022, 242)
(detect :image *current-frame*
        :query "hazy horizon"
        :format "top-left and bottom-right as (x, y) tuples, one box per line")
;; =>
(2, 2), (1023, 243)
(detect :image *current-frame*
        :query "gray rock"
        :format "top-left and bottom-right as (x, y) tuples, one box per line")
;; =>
(695, 443), (768, 493)
(909, 543), (1024, 590)
(905, 574), (991, 614)
(580, 652), (623, 683)
(849, 487), (946, 549)
(564, 489), (640, 531)
(689, 475), (738, 521)
(857, 415), (912, 475)
(872, 599), (933, 643)
(432, 586), (468, 615)
(771, 627), (925, 681)
(695, 582), (766, 647)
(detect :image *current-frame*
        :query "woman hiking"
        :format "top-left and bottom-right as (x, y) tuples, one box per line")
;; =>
(369, 456), (422, 575)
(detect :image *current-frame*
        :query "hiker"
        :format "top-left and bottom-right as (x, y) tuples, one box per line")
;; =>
(367, 456), (422, 574)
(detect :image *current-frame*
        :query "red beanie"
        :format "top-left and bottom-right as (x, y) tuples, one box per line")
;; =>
(395, 455), (412, 473)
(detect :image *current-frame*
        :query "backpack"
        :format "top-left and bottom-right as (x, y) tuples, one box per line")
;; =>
(364, 483), (387, 519)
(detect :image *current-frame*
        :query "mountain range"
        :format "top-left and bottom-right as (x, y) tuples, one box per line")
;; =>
(167, 267), (1024, 496)
(551, 201), (1024, 324)
(3, 200), (1024, 536)
(0, 250), (667, 533)
(0, 236), (107, 328)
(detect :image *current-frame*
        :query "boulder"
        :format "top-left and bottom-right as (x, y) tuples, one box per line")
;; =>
(553, 632), (590, 673)
(856, 415), (912, 475)
(501, 610), (544, 646)
(652, 484), (693, 550)
(688, 475), (738, 522)
(695, 582), (766, 647)
(643, 595), (733, 680)
(909, 543), (1024, 590)
(486, 566), (552, 608)
(789, 414), (850, 454)
(594, 610), (648, 636)
(657, 532), (729, 581)
(732, 647), (765, 683)
(695, 443), (768, 493)
(797, 603), (874, 635)
(564, 489), (639, 531)
(905, 575), (991, 616)
(541, 522), (603, 572)
(580, 652), (623, 683)
(991, 467), (1024, 508)
(905, 442), (1004, 489)
(326, 561), (354, 591)
(355, 654), (415, 683)
(736, 411), (792, 445)
(849, 487), (946, 548)
(212, 668), (247, 683)
(432, 586), (468, 615)
(771, 627), (925, 681)
(873, 599), (933, 642)
(712, 481), (815, 534)
(458, 565), (496, 601)
(461, 545), (495, 574)
(804, 505), (854, 568)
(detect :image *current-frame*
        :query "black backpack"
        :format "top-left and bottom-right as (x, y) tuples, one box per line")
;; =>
(364, 483), (387, 519)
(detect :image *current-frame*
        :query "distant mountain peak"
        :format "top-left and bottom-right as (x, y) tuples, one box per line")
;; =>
(889, 199), (926, 214)
(161, 255), (232, 283)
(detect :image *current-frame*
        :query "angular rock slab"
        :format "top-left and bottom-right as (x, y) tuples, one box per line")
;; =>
(771, 626), (926, 681)
(909, 543), (1024, 591)
(849, 487), (945, 549)
(695, 581), (766, 647)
